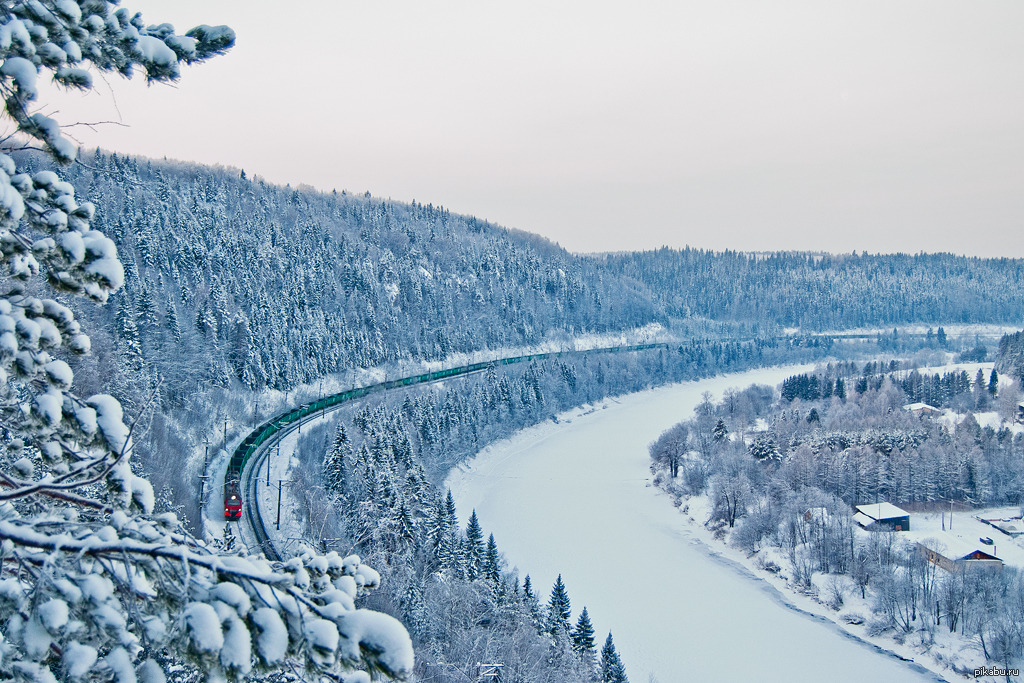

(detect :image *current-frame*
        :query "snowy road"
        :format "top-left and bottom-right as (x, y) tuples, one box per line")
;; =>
(447, 366), (941, 683)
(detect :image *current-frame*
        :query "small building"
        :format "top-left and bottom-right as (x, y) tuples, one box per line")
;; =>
(903, 402), (943, 417)
(854, 502), (911, 531)
(917, 537), (1003, 572)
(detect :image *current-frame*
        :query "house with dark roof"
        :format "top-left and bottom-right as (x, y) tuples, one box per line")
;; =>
(854, 502), (910, 531)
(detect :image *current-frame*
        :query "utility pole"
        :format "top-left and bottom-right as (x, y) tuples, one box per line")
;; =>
(199, 436), (210, 508)
(268, 443), (276, 487)
(253, 398), (259, 429)
(275, 479), (291, 530)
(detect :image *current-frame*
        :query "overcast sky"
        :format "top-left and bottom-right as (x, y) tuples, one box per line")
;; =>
(37, 1), (1024, 257)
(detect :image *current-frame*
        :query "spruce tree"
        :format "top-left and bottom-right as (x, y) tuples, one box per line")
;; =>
(465, 509), (485, 578)
(713, 418), (728, 441)
(426, 496), (449, 551)
(136, 284), (159, 330)
(600, 632), (629, 683)
(523, 574), (543, 631)
(393, 501), (417, 549)
(989, 368), (999, 396)
(485, 533), (501, 584)
(547, 574), (572, 636)
(571, 606), (597, 664)
(445, 489), (458, 530)
(323, 424), (350, 497)
(166, 298), (183, 342)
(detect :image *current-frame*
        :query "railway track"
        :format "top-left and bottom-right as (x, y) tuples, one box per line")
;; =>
(229, 330), (980, 559)
(240, 435), (282, 561)
(229, 342), (676, 560)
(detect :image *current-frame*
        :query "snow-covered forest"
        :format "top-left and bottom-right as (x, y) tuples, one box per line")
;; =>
(649, 360), (1024, 674)
(27, 149), (1023, 525)
(601, 249), (1024, 330)
(2, 1), (1024, 682)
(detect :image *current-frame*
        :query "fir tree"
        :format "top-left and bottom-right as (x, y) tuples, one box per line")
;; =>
(426, 496), (449, 552)
(989, 368), (999, 396)
(600, 632), (629, 683)
(392, 501), (417, 549)
(116, 298), (144, 371)
(485, 533), (501, 584)
(523, 574), (543, 631)
(165, 298), (183, 342)
(571, 606), (597, 664)
(547, 574), (572, 636)
(835, 377), (847, 400)
(445, 489), (458, 530)
(323, 424), (350, 497)
(713, 418), (728, 441)
(465, 509), (485, 579)
(136, 283), (159, 330)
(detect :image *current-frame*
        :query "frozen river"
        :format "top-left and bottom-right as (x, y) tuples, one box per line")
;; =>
(446, 366), (942, 683)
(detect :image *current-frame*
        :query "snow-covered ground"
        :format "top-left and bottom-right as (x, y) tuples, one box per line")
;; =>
(446, 366), (943, 683)
(905, 507), (1024, 570)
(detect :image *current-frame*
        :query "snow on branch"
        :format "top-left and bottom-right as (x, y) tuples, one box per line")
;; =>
(0, 1), (236, 163)
(0, 3), (413, 681)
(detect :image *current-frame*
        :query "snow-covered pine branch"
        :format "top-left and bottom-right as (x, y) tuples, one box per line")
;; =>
(0, 3), (413, 681)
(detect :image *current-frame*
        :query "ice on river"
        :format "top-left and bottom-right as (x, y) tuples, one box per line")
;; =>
(446, 366), (941, 683)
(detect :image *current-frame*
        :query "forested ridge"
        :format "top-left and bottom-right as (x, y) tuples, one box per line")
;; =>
(32, 150), (1024, 414)
(33, 146), (1024, 533)
(599, 248), (1024, 330)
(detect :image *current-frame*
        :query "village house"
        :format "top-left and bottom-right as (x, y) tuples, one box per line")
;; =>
(854, 502), (911, 531)
(903, 402), (943, 417)
(916, 535), (1003, 572)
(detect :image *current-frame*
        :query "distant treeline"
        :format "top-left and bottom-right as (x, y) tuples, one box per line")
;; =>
(780, 365), (998, 410)
(600, 248), (1024, 330)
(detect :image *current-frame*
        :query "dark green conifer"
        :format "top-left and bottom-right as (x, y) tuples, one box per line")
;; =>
(713, 419), (728, 441)
(834, 377), (846, 400)
(600, 632), (628, 683)
(323, 424), (349, 497)
(465, 509), (485, 578)
(571, 606), (597, 663)
(485, 533), (501, 583)
(547, 574), (572, 635)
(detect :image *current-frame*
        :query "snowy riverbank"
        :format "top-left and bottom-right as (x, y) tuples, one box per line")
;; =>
(446, 365), (946, 683)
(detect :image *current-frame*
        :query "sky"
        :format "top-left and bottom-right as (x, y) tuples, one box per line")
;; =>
(33, 1), (1024, 257)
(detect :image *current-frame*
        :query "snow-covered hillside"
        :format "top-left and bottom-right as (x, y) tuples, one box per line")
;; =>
(447, 367), (940, 682)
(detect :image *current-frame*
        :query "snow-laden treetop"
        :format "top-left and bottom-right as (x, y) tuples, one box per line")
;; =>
(0, 0), (233, 163)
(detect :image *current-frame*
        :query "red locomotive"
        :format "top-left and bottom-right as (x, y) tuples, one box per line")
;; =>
(224, 478), (242, 519)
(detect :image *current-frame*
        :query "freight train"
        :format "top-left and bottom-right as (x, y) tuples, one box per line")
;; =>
(222, 343), (669, 520)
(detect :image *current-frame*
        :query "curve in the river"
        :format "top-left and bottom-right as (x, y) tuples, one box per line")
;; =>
(446, 366), (947, 683)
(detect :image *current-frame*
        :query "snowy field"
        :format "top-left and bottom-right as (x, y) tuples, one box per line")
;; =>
(446, 366), (944, 683)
